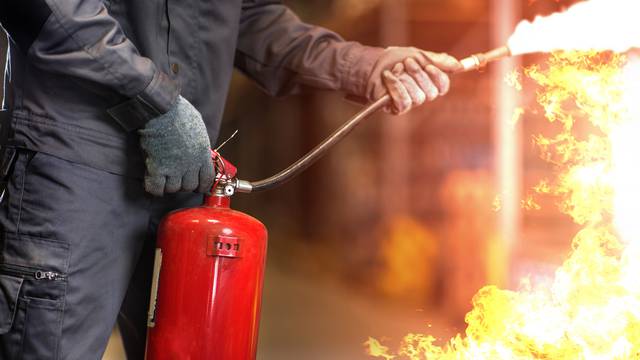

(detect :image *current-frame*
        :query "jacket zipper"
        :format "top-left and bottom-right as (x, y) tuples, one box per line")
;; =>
(0, 264), (66, 281)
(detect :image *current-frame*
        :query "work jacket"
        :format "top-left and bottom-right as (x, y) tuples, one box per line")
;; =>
(0, 0), (382, 176)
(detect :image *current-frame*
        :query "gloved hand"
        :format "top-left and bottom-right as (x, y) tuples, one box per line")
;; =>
(139, 96), (215, 196)
(367, 47), (463, 114)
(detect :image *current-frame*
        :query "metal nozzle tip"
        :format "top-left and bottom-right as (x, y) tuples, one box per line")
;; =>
(459, 46), (511, 72)
(460, 55), (482, 72)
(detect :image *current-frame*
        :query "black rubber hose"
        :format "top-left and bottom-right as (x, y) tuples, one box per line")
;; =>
(248, 95), (390, 192)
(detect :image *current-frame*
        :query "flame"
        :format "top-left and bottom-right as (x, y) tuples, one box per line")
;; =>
(505, 70), (523, 91)
(368, 52), (640, 359)
(521, 195), (541, 211)
(508, 0), (640, 56)
(366, 337), (396, 360)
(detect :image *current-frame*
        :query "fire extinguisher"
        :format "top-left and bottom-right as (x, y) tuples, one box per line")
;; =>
(143, 95), (388, 360)
(143, 148), (266, 360)
(143, 45), (507, 360)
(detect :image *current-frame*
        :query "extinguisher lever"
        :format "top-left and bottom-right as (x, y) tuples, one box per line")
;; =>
(210, 149), (255, 196)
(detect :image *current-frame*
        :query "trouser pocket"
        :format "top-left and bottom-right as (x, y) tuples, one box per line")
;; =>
(0, 232), (69, 360)
(19, 295), (65, 360)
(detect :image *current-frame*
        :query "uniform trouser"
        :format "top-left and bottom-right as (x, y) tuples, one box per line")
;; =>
(0, 149), (201, 359)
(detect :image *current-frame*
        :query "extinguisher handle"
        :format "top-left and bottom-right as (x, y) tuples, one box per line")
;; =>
(236, 95), (389, 193)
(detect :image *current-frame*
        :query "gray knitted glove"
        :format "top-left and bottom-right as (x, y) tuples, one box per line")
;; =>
(139, 96), (215, 196)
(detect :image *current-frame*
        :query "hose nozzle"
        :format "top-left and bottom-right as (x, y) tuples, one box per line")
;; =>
(459, 46), (511, 72)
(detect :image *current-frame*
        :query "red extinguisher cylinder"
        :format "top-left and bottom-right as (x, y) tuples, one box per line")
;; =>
(145, 194), (268, 360)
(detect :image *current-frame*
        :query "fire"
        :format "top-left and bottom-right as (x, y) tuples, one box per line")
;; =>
(505, 70), (523, 91)
(508, 0), (640, 56)
(366, 337), (395, 360)
(368, 51), (640, 359)
(520, 195), (540, 211)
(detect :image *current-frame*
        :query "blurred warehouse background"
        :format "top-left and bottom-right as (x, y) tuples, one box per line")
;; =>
(1, 0), (582, 359)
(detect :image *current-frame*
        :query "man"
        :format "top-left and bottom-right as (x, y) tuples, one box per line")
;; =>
(0, 0), (461, 359)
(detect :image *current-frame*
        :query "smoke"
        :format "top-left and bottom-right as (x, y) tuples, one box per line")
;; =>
(508, 0), (640, 56)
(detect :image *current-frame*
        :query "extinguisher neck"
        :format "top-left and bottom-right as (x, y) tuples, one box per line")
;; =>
(204, 194), (231, 208)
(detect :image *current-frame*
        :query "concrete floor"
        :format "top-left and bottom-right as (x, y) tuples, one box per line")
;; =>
(257, 267), (454, 360)
(103, 328), (126, 360)
(103, 265), (455, 360)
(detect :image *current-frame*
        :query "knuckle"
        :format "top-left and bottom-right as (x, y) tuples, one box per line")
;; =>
(392, 63), (404, 74)
(405, 60), (421, 74)
(383, 70), (396, 83)
(403, 62), (415, 74)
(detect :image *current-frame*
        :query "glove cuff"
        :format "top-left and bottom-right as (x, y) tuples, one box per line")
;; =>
(108, 70), (180, 132)
(341, 44), (385, 99)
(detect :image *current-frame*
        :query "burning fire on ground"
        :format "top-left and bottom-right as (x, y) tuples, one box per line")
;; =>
(368, 0), (640, 358)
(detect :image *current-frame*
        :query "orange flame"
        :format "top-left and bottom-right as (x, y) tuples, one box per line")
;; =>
(368, 51), (640, 359)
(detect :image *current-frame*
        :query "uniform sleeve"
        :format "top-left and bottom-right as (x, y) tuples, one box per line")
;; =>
(236, 0), (384, 98)
(0, 0), (179, 129)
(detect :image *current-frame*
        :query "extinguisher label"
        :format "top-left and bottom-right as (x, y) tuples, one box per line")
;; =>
(147, 248), (163, 328)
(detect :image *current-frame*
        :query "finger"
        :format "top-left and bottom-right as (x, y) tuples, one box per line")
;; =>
(397, 73), (426, 106)
(404, 58), (438, 102)
(197, 159), (216, 194)
(373, 63), (407, 103)
(181, 169), (199, 192)
(391, 62), (404, 76)
(424, 64), (451, 95)
(383, 70), (412, 115)
(145, 175), (166, 197)
(421, 51), (463, 72)
(164, 176), (182, 194)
